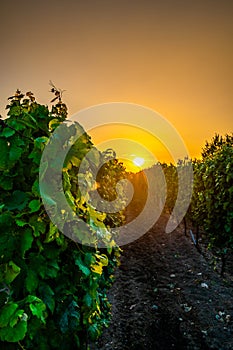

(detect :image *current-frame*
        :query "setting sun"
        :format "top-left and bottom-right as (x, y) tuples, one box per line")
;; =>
(133, 157), (145, 167)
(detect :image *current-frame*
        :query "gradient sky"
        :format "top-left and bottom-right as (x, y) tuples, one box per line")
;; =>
(1, 0), (233, 167)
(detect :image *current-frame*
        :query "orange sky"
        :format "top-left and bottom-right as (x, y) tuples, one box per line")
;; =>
(1, 0), (233, 167)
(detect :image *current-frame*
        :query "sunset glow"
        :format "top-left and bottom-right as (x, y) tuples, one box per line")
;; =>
(0, 1), (232, 162)
(133, 157), (145, 167)
(87, 122), (174, 169)
(120, 159), (144, 173)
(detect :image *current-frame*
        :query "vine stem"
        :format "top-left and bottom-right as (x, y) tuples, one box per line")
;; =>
(18, 341), (26, 350)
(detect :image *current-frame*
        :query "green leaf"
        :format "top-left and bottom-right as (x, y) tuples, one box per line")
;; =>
(15, 219), (28, 227)
(46, 260), (59, 278)
(88, 323), (101, 341)
(7, 118), (24, 131)
(83, 293), (93, 308)
(59, 301), (80, 334)
(0, 261), (21, 284)
(0, 176), (13, 190)
(1, 127), (15, 137)
(9, 309), (24, 327)
(29, 199), (41, 213)
(39, 283), (55, 313)
(32, 179), (40, 196)
(0, 319), (27, 342)
(29, 215), (46, 236)
(29, 254), (46, 279)
(28, 147), (41, 165)
(5, 190), (30, 211)
(0, 303), (18, 327)
(84, 252), (96, 266)
(224, 224), (231, 233)
(65, 190), (76, 209)
(0, 228), (16, 261)
(0, 139), (9, 170)
(9, 140), (23, 162)
(16, 119), (37, 129)
(25, 270), (39, 293)
(29, 301), (46, 323)
(44, 222), (58, 243)
(43, 245), (60, 260)
(8, 105), (21, 117)
(0, 213), (13, 228)
(34, 136), (48, 147)
(75, 256), (91, 276)
(25, 295), (42, 304)
(21, 227), (34, 256)
(63, 171), (71, 191)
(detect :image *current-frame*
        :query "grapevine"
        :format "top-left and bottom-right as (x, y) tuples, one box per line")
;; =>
(0, 89), (125, 349)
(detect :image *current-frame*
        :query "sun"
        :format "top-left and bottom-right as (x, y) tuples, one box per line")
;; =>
(133, 157), (145, 167)
(118, 156), (147, 173)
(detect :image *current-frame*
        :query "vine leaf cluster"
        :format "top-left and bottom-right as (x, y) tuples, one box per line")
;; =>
(0, 89), (125, 349)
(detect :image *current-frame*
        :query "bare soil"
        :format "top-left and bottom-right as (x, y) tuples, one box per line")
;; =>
(91, 215), (233, 350)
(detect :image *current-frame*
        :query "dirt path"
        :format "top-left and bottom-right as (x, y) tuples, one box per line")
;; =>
(91, 215), (233, 350)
